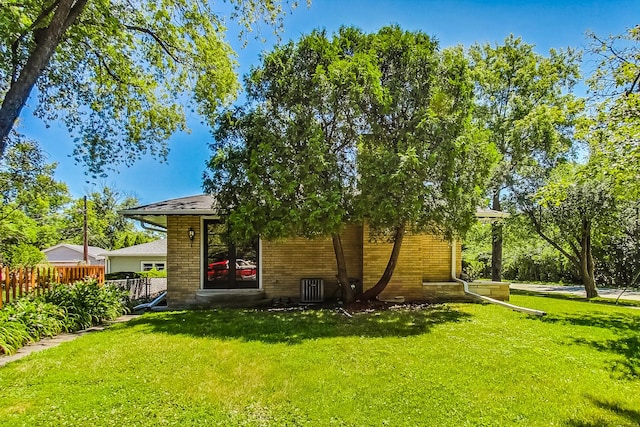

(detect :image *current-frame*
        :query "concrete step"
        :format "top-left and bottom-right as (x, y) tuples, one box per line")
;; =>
(195, 289), (267, 307)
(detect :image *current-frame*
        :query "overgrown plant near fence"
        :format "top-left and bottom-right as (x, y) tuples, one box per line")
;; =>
(0, 279), (128, 355)
(0, 265), (105, 308)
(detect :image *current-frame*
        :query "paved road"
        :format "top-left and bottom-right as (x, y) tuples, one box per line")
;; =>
(510, 283), (640, 302)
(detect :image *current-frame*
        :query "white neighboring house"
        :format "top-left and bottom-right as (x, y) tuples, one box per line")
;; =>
(43, 244), (106, 266)
(100, 239), (167, 274)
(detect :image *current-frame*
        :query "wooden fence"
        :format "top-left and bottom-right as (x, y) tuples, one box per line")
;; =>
(0, 265), (105, 309)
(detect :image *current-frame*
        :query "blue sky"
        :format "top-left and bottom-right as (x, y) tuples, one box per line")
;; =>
(16, 0), (639, 204)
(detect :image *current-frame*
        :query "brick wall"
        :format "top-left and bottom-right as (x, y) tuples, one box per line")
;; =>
(166, 216), (201, 308)
(165, 216), (464, 305)
(261, 225), (362, 300)
(362, 223), (461, 301)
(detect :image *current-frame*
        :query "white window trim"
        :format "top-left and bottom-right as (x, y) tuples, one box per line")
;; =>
(140, 261), (166, 271)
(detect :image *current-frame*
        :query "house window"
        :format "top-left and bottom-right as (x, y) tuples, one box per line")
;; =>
(141, 262), (165, 271)
(203, 220), (258, 289)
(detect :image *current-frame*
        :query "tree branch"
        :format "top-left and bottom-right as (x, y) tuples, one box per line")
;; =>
(10, 1), (60, 84)
(525, 208), (580, 266)
(124, 25), (183, 64)
(79, 40), (126, 85)
(625, 71), (640, 96)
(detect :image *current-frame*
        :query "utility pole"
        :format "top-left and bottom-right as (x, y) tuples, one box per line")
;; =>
(83, 195), (88, 264)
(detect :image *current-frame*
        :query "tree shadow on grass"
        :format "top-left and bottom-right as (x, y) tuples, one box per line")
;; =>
(511, 289), (640, 308)
(120, 305), (471, 344)
(539, 311), (640, 334)
(566, 396), (640, 426)
(574, 335), (640, 379)
(539, 311), (640, 379)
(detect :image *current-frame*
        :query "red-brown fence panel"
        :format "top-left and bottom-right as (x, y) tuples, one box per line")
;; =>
(0, 265), (105, 308)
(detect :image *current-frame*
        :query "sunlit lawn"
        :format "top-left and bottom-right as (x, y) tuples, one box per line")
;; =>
(1, 295), (639, 426)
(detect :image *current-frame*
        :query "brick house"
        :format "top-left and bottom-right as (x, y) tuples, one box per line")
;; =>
(122, 194), (509, 309)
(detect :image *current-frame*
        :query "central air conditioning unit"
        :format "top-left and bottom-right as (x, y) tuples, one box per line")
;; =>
(300, 278), (324, 303)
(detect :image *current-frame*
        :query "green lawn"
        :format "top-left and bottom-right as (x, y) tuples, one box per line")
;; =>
(1, 296), (639, 426)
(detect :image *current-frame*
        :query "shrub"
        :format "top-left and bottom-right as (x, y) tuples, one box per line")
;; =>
(0, 319), (31, 355)
(0, 279), (129, 355)
(3, 297), (67, 339)
(0, 296), (66, 355)
(45, 280), (129, 330)
(462, 259), (487, 282)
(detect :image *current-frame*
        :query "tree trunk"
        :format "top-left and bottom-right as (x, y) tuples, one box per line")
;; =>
(0, 0), (87, 158)
(332, 233), (354, 304)
(580, 219), (598, 298)
(359, 223), (406, 301)
(491, 190), (503, 282)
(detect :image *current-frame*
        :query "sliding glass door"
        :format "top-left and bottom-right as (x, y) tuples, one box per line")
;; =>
(203, 220), (258, 289)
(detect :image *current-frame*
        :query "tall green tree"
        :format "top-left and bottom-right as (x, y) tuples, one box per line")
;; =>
(208, 27), (376, 302)
(0, 0), (299, 176)
(206, 26), (496, 303)
(584, 26), (640, 199)
(356, 28), (496, 300)
(515, 162), (618, 298)
(580, 26), (640, 291)
(0, 138), (70, 264)
(469, 36), (581, 281)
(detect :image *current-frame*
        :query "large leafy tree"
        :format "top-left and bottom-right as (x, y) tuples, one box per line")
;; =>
(355, 28), (496, 300)
(514, 162), (618, 298)
(579, 26), (640, 292)
(206, 26), (496, 303)
(469, 36), (581, 281)
(0, 0), (298, 176)
(207, 27), (376, 302)
(0, 139), (70, 265)
(585, 26), (640, 199)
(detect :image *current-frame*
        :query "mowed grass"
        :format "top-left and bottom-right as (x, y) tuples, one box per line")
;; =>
(1, 296), (639, 426)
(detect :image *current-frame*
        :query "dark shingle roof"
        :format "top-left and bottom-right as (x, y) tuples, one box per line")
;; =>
(121, 194), (509, 228)
(120, 194), (218, 228)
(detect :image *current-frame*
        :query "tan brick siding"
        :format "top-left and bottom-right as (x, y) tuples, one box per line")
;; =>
(362, 223), (461, 301)
(165, 217), (470, 304)
(166, 216), (201, 307)
(261, 225), (362, 300)
(467, 282), (510, 301)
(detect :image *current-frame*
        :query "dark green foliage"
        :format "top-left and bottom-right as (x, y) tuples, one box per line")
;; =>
(594, 202), (640, 287)
(0, 140), (70, 265)
(45, 280), (128, 330)
(463, 217), (580, 284)
(0, 312), (31, 355)
(0, 280), (128, 355)
(0, 298), (66, 355)
(0, 297), (66, 345)
(503, 249), (578, 283)
(207, 26), (497, 300)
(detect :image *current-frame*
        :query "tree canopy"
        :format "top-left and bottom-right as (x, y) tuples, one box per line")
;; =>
(0, 0), (298, 176)
(468, 35), (582, 281)
(0, 139), (69, 265)
(583, 26), (640, 200)
(206, 26), (497, 302)
(0, 140), (156, 265)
